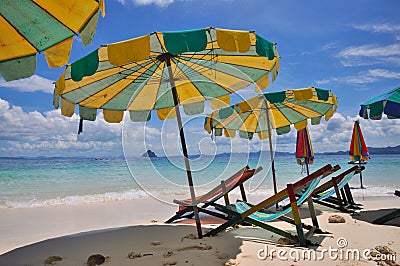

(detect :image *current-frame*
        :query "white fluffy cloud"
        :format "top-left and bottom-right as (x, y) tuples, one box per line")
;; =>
(1, 98), (399, 157)
(0, 75), (54, 94)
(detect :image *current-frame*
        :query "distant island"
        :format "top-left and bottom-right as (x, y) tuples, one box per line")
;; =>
(142, 150), (157, 158)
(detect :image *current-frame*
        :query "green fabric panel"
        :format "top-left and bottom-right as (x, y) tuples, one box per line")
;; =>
(315, 88), (330, 101)
(256, 110), (269, 132)
(369, 101), (384, 118)
(129, 110), (151, 122)
(230, 64), (267, 83)
(80, 10), (99, 46)
(103, 61), (161, 110)
(79, 106), (97, 121)
(255, 34), (275, 60)
(239, 130), (253, 139)
(311, 116), (322, 125)
(226, 112), (251, 130)
(276, 126), (291, 135)
(0, 0), (74, 51)
(214, 128), (223, 136)
(163, 28), (207, 55)
(183, 101), (204, 115)
(387, 89), (400, 103)
(362, 86), (400, 105)
(71, 49), (99, 81)
(219, 106), (234, 119)
(64, 73), (127, 105)
(0, 55), (36, 81)
(264, 91), (286, 103)
(286, 99), (332, 115)
(154, 66), (174, 109)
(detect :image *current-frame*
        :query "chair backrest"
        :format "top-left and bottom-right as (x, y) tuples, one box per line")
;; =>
(237, 164), (334, 219)
(313, 165), (364, 200)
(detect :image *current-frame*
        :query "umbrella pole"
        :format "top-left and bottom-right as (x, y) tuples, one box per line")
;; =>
(265, 102), (278, 208)
(359, 162), (364, 188)
(166, 57), (203, 239)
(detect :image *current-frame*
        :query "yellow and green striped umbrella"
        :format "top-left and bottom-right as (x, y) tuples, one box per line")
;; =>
(205, 87), (337, 139)
(0, 0), (105, 81)
(53, 27), (280, 238)
(204, 87), (337, 195)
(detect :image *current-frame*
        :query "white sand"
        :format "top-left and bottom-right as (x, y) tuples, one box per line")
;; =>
(0, 195), (399, 265)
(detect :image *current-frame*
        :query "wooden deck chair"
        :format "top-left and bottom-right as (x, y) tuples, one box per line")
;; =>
(205, 164), (335, 246)
(165, 166), (263, 223)
(310, 165), (365, 212)
(373, 190), (400, 224)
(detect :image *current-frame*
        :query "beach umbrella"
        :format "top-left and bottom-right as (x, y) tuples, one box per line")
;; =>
(296, 126), (314, 175)
(0, 0), (105, 81)
(204, 87), (338, 195)
(349, 120), (370, 188)
(53, 27), (280, 238)
(359, 86), (400, 120)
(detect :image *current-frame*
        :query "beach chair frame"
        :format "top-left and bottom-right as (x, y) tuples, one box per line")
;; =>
(165, 166), (263, 223)
(205, 164), (335, 246)
(311, 165), (365, 212)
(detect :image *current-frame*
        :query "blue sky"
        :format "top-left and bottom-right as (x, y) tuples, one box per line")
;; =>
(1, 0), (400, 157)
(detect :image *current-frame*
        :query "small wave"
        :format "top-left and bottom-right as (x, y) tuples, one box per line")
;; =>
(1, 189), (149, 208)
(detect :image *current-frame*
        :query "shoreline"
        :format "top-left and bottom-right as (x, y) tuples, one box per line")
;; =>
(0, 194), (399, 265)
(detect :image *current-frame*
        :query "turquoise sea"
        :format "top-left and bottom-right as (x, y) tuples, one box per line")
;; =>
(0, 153), (399, 208)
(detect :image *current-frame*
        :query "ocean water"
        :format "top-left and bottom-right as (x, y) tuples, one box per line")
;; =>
(0, 153), (399, 208)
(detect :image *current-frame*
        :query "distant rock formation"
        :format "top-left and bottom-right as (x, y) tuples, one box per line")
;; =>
(142, 150), (157, 158)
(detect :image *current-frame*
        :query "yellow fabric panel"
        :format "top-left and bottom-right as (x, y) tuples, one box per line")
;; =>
(209, 95), (230, 110)
(293, 88), (313, 100)
(332, 95), (338, 106)
(32, 0), (98, 33)
(224, 129), (236, 138)
(239, 111), (259, 132)
(216, 55), (276, 71)
(55, 71), (66, 95)
(103, 110), (124, 123)
(204, 116), (212, 134)
(325, 107), (334, 121)
(0, 16), (37, 61)
(294, 120), (308, 130)
(99, 0), (106, 17)
(258, 130), (270, 140)
(172, 67), (205, 104)
(156, 107), (176, 120)
(237, 95), (260, 112)
(80, 78), (133, 108)
(216, 28), (251, 53)
(215, 112), (238, 129)
(283, 102), (322, 117)
(107, 35), (150, 66)
(98, 46), (109, 61)
(61, 98), (75, 117)
(44, 37), (73, 68)
(128, 81), (160, 111)
(269, 104), (289, 128)
(63, 62), (141, 94)
(255, 74), (270, 92)
(174, 58), (245, 92)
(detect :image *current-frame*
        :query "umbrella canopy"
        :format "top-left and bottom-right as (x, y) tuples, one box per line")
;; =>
(0, 0), (105, 81)
(359, 86), (400, 120)
(349, 120), (370, 162)
(204, 87), (337, 194)
(53, 27), (280, 238)
(296, 127), (314, 175)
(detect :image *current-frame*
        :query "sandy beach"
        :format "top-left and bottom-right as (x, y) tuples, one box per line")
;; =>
(0, 194), (399, 266)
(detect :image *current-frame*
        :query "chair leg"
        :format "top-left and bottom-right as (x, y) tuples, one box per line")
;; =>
(307, 197), (319, 228)
(287, 184), (306, 246)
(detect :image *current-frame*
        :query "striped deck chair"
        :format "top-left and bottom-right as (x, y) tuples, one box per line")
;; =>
(165, 166), (263, 223)
(310, 165), (365, 212)
(206, 164), (335, 246)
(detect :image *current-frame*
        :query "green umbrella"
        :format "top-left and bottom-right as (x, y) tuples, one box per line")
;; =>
(359, 86), (400, 120)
